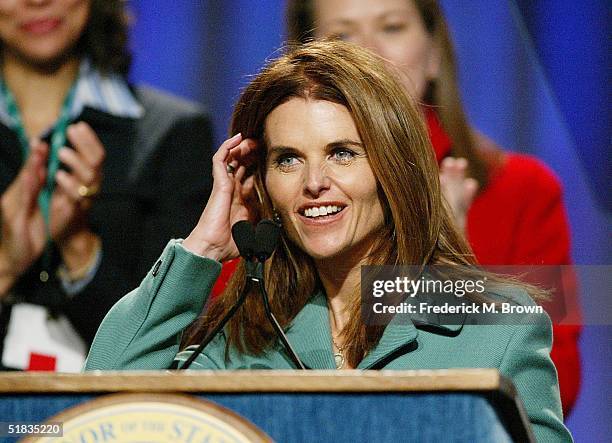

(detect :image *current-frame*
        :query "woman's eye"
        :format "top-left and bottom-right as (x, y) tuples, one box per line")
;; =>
(331, 148), (356, 164)
(275, 154), (299, 170)
(329, 31), (351, 41)
(382, 23), (407, 34)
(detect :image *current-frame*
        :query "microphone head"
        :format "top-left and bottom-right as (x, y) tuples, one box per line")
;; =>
(255, 219), (282, 261)
(231, 220), (256, 260)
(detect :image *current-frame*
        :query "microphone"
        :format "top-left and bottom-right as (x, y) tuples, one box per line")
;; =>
(176, 219), (306, 370)
(232, 220), (256, 260)
(252, 219), (306, 369)
(254, 219), (281, 262)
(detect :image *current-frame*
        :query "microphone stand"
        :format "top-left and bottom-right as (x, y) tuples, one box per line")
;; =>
(176, 259), (306, 370)
(174, 219), (307, 370)
(251, 259), (306, 370)
(176, 260), (257, 370)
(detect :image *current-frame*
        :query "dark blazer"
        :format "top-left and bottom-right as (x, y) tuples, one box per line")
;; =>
(0, 86), (214, 353)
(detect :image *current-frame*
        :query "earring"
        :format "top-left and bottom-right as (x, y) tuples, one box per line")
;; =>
(272, 209), (282, 226)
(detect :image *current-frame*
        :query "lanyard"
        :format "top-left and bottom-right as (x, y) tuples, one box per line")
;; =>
(0, 79), (77, 279)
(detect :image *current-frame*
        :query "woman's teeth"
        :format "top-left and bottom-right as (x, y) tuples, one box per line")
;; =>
(304, 205), (343, 218)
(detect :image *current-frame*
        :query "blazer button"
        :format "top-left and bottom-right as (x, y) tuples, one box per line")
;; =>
(152, 260), (162, 276)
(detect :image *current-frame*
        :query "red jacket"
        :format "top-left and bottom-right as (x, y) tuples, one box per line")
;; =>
(467, 151), (580, 414)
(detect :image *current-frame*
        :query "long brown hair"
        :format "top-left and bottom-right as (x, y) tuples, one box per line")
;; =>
(183, 40), (480, 367)
(286, 0), (492, 187)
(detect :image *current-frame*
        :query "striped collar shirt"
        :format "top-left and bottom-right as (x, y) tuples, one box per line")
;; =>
(0, 58), (144, 132)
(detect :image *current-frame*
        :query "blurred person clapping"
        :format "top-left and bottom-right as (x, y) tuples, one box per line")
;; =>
(0, 0), (213, 371)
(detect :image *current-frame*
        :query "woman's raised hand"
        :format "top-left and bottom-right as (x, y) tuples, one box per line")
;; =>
(439, 157), (479, 234)
(0, 142), (48, 293)
(51, 122), (106, 275)
(52, 122), (105, 242)
(183, 133), (257, 261)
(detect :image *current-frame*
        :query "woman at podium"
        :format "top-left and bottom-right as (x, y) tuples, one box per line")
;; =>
(85, 40), (571, 442)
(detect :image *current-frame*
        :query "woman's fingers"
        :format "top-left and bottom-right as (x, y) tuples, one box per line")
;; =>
(210, 134), (243, 195)
(229, 165), (247, 204)
(232, 166), (255, 204)
(234, 164), (247, 182)
(19, 159), (40, 215)
(212, 135), (258, 193)
(0, 141), (50, 276)
(66, 122), (106, 168)
(200, 136), (247, 222)
(227, 138), (258, 167)
(241, 174), (255, 199)
(439, 157), (479, 234)
(440, 157), (466, 177)
(12, 141), (48, 216)
(213, 133), (242, 174)
(29, 140), (49, 187)
(230, 165), (258, 225)
(62, 123), (105, 200)
(462, 177), (479, 206)
(54, 170), (80, 201)
(58, 147), (98, 185)
(443, 157), (478, 206)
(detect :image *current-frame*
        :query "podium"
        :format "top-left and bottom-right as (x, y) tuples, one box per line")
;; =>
(0, 369), (534, 442)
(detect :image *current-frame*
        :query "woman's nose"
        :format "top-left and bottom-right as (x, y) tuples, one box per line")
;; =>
(351, 30), (380, 55)
(303, 164), (331, 197)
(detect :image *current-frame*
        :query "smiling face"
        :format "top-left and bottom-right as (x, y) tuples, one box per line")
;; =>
(312, 0), (439, 100)
(0, 0), (90, 67)
(264, 97), (385, 263)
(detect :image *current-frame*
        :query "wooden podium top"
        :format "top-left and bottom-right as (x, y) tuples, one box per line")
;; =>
(0, 368), (514, 394)
(0, 369), (534, 443)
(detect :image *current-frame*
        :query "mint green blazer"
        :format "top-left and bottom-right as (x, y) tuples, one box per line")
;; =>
(85, 240), (572, 442)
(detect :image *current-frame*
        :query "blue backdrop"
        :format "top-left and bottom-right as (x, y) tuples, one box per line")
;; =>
(127, 1), (610, 440)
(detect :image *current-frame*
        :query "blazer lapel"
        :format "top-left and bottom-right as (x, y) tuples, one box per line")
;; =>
(408, 290), (467, 336)
(283, 289), (468, 370)
(358, 291), (469, 368)
(284, 291), (422, 370)
(358, 316), (419, 369)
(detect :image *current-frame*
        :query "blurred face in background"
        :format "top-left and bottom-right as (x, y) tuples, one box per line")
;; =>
(313, 0), (440, 101)
(264, 97), (385, 264)
(0, 0), (90, 67)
